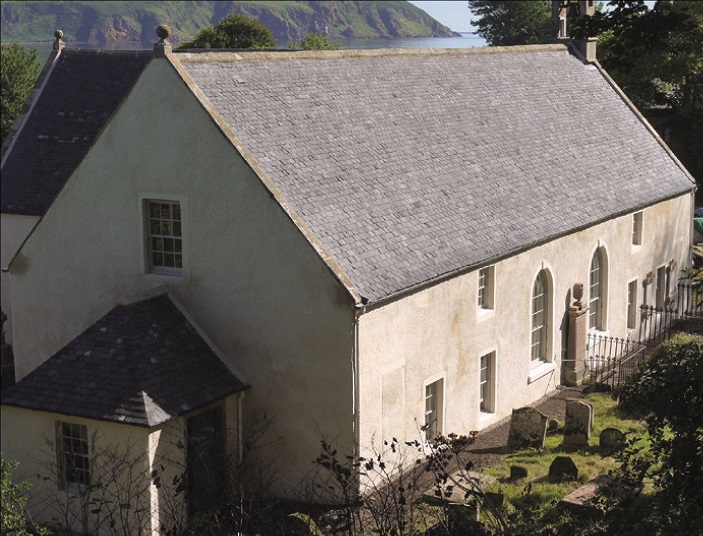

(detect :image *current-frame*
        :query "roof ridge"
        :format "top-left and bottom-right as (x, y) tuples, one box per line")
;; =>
(61, 48), (152, 56)
(175, 44), (568, 63)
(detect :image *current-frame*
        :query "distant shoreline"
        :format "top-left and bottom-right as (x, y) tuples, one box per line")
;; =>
(3, 32), (479, 47)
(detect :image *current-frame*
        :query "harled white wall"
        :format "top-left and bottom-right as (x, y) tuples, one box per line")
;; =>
(0, 406), (152, 535)
(357, 194), (692, 450)
(7, 57), (355, 493)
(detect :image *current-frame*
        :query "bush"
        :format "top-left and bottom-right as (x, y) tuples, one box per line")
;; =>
(179, 14), (275, 50)
(1, 455), (47, 535)
(612, 333), (703, 534)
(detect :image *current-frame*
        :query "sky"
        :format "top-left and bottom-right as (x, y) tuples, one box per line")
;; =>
(409, 1), (659, 34)
(409, 1), (475, 33)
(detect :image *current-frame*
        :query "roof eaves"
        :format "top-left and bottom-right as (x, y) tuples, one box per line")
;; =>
(1, 45), (63, 164)
(166, 51), (365, 305)
(359, 189), (694, 313)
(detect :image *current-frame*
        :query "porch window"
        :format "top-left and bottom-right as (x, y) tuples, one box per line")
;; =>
(57, 422), (89, 489)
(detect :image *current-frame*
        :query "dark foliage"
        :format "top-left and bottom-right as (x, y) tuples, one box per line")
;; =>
(613, 333), (703, 535)
(468, 0), (552, 46)
(1, 44), (40, 144)
(178, 14), (275, 50)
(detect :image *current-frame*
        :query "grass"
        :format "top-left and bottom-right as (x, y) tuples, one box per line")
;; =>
(480, 393), (648, 521)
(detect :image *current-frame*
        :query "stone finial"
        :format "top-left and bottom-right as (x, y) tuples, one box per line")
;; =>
(572, 282), (584, 308)
(154, 24), (173, 58)
(53, 29), (65, 52)
(156, 24), (171, 40)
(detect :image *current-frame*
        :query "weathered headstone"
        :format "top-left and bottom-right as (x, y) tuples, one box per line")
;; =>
(549, 456), (578, 482)
(507, 407), (548, 449)
(559, 475), (613, 511)
(509, 465), (528, 481)
(563, 399), (593, 447)
(599, 428), (626, 450)
(547, 419), (560, 433)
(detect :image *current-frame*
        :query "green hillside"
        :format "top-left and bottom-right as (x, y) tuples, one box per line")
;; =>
(0, 1), (458, 44)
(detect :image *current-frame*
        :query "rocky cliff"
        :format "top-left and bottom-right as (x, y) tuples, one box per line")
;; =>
(1, 1), (459, 45)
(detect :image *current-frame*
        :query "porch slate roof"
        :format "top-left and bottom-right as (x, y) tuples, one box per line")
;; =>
(178, 47), (694, 303)
(0, 293), (249, 427)
(1, 50), (151, 216)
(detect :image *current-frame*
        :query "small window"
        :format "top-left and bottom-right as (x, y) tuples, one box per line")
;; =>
(477, 266), (495, 310)
(656, 266), (667, 308)
(479, 352), (495, 414)
(632, 212), (643, 246)
(146, 200), (182, 275)
(57, 422), (89, 489)
(627, 280), (638, 329)
(424, 379), (444, 440)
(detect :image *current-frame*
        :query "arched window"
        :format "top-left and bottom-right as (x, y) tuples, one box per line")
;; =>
(531, 270), (550, 364)
(589, 249), (606, 330)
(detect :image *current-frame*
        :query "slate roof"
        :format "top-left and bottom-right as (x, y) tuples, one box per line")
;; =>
(178, 47), (694, 303)
(1, 50), (151, 216)
(0, 293), (249, 427)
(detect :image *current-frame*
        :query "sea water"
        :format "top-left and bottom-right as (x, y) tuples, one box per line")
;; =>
(21, 33), (487, 63)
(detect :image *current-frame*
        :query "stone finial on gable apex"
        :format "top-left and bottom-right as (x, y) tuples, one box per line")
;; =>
(154, 24), (173, 58)
(53, 30), (65, 52)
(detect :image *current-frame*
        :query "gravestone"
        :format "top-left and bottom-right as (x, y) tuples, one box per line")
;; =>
(548, 456), (578, 482)
(563, 399), (593, 447)
(510, 465), (528, 481)
(600, 428), (626, 450)
(559, 475), (613, 511)
(507, 407), (548, 449)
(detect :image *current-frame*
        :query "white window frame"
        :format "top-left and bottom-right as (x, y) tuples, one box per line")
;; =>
(656, 265), (667, 308)
(627, 279), (638, 330)
(530, 269), (550, 365)
(57, 421), (90, 491)
(479, 351), (496, 414)
(423, 377), (444, 441)
(477, 265), (495, 312)
(589, 247), (608, 331)
(143, 198), (184, 276)
(632, 211), (643, 246)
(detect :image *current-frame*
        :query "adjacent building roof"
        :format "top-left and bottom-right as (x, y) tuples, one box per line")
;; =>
(0, 292), (249, 427)
(1, 50), (151, 216)
(178, 47), (694, 303)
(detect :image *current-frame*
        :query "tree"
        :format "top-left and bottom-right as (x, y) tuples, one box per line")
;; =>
(612, 333), (703, 534)
(575, 0), (703, 195)
(288, 33), (341, 51)
(468, 0), (552, 46)
(1, 44), (40, 145)
(178, 14), (275, 50)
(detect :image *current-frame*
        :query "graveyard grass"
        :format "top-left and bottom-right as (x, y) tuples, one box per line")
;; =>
(481, 393), (648, 521)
